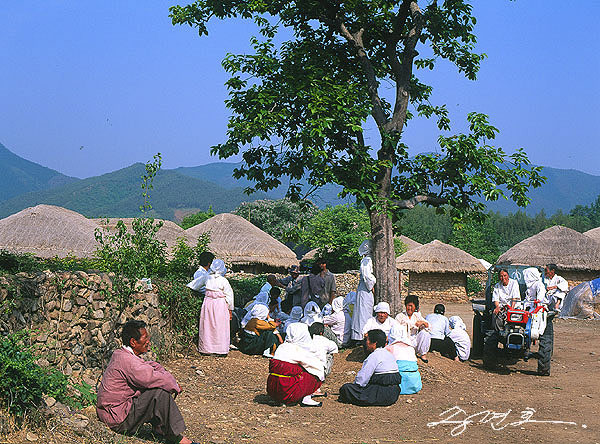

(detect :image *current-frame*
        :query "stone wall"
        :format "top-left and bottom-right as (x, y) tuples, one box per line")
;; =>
(0, 271), (170, 387)
(398, 271), (470, 302)
(560, 270), (600, 290)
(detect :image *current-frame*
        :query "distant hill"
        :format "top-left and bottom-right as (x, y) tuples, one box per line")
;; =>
(0, 143), (599, 220)
(0, 142), (78, 201)
(176, 163), (355, 207)
(0, 163), (269, 220)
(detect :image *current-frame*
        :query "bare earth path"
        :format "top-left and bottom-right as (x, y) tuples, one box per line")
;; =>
(7, 303), (600, 444)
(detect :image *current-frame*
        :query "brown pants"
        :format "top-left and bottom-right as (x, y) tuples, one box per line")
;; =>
(114, 388), (185, 443)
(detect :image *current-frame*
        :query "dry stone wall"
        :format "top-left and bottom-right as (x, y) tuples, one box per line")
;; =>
(399, 271), (470, 302)
(0, 271), (169, 387)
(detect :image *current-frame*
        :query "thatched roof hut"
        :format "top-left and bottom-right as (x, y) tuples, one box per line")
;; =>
(0, 205), (99, 258)
(396, 240), (486, 273)
(497, 225), (600, 287)
(395, 240), (486, 302)
(395, 235), (422, 252)
(497, 226), (600, 271)
(584, 226), (600, 243)
(302, 248), (319, 262)
(184, 213), (298, 272)
(93, 218), (188, 251)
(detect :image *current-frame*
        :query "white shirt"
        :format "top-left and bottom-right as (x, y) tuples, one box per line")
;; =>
(322, 311), (345, 343)
(355, 348), (398, 387)
(395, 311), (427, 337)
(361, 316), (399, 338)
(205, 274), (234, 310)
(546, 274), (569, 307)
(524, 280), (548, 307)
(492, 278), (521, 307)
(359, 256), (376, 291)
(187, 267), (210, 293)
(449, 328), (471, 361)
(425, 313), (450, 340)
(312, 334), (338, 368)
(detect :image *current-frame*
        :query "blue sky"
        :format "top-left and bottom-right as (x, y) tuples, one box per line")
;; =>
(1, 1), (599, 179)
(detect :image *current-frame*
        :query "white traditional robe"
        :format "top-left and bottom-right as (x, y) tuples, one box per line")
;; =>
(351, 256), (376, 341)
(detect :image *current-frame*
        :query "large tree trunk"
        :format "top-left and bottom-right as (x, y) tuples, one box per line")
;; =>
(368, 210), (401, 314)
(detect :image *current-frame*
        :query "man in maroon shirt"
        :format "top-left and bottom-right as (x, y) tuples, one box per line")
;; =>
(97, 320), (199, 444)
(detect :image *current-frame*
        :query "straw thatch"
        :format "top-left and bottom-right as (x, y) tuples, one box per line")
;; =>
(396, 235), (422, 251)
(497, 225), (600, 271)
(584, 226), (600, 243)
(395, 240), (486, 273)
(93, 218), (188, 251)
(185, 213), (298, 269)
(302, 248), (318, 262)
(0, 205), (99, 258)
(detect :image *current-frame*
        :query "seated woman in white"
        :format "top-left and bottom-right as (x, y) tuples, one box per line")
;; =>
(385, 323), (422, 394)
(323, 296), (345, 344)
(361, 302), (399, 341)
(395, 295), (431, 362)
(448, 316), (471, 362)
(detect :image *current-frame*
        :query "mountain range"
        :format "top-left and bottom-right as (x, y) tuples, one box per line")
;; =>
(1, 142), (599, 221)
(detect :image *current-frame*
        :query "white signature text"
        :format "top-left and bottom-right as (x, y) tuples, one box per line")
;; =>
(427, 405), (578, 437)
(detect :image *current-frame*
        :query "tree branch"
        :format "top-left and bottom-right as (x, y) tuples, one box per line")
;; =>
(393, 195), (448, 209)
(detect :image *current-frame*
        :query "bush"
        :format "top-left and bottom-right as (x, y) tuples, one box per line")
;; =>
(0, 250), (40, 274)
(0, 331), (70, 421)
(228, 274), (266, 307)
(157, 277), (204, 340)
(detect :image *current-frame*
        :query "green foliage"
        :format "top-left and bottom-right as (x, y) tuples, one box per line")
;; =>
(0, 331), (70, 420)
(157, 277), (204, 339)
(181, 206), (215, 229)
(300, 205), (370, 272)
(234, 199), (318, 244)
(451, 220), (500, 265)
(467, 276), (484, 299)
(228, 274), (265, 307)
(140, 153), (162, 213)
(167, 234), (211, 277)
(0, 250), (40, 274)
(393, 238), (408, 258)
(570, 195), (600, 227)
(69, 381), (97, 409)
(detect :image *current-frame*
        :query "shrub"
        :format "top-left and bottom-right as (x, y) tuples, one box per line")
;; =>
(228, 274), (266, 307)
(0, 331), (70, 421)
(157, 277), (204, 341)
(0, 250), (40, 274)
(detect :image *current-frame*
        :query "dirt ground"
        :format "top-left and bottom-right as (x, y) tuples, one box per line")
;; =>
(5, 302), (600, 444)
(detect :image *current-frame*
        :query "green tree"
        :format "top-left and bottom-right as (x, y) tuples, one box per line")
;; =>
(170, 1), (545, 310)
(181, 206), (216, 229)
(234, 198), (318, 244)
(301, 204), (370, 272)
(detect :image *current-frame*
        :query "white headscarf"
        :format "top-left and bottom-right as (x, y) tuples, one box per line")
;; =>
(273, 323), (325, 381)
(245, 291), (269, 311)
(331, 296), (344, 313)
(321, 303), (333, 317)
(358, 239), (372, 257)
(449, 315), (467, 331)
(523, 267), (542, 287)
(284, 323), (315, 351)
(209, 259), (226, 276)
(388, 323), (411, 345)
(283, 306), (304, 332)
(374, 301), (390, 314)
(301, 301), (323, 325)
(241, 304), (269, 328)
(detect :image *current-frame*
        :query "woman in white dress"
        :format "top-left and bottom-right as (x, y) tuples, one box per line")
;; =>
(350, 240), (376, 344)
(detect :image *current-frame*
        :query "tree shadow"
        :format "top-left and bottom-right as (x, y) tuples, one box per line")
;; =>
(345, 346), (366, 362)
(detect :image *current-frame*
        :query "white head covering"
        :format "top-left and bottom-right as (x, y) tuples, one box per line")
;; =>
(331, 296), (344, 313)
(241, 304), (269, 328)
(283, 306), (304, 332)
(358, 240), (372, 257)
(284, 323), (314, 351)
(388, 323), (411, 345)
(374, 301), (390, 314)
(523, 267), (542, 287)
(301, 301), (323, 325)
(321, 303), (333, 317)
(449, 315), (467, 331)
(209, 259), (226, 276)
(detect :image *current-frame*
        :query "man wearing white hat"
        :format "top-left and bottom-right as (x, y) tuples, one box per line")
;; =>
(361, 302), (399, 341)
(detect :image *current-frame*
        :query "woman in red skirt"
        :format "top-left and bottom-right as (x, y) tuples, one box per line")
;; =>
(267, 323), (324, 407)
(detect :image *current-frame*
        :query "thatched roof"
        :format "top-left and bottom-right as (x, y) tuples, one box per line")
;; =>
(302, 248), (319, 262)
(395, 235), (422, 251)
(497, 225), (600, 271)
(396, 240), (486, 273)
(184, 213), (298, 268)
(584, 226), (600, 243)
(93, 218), (188, 251)
(0, 205), (99, 258)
